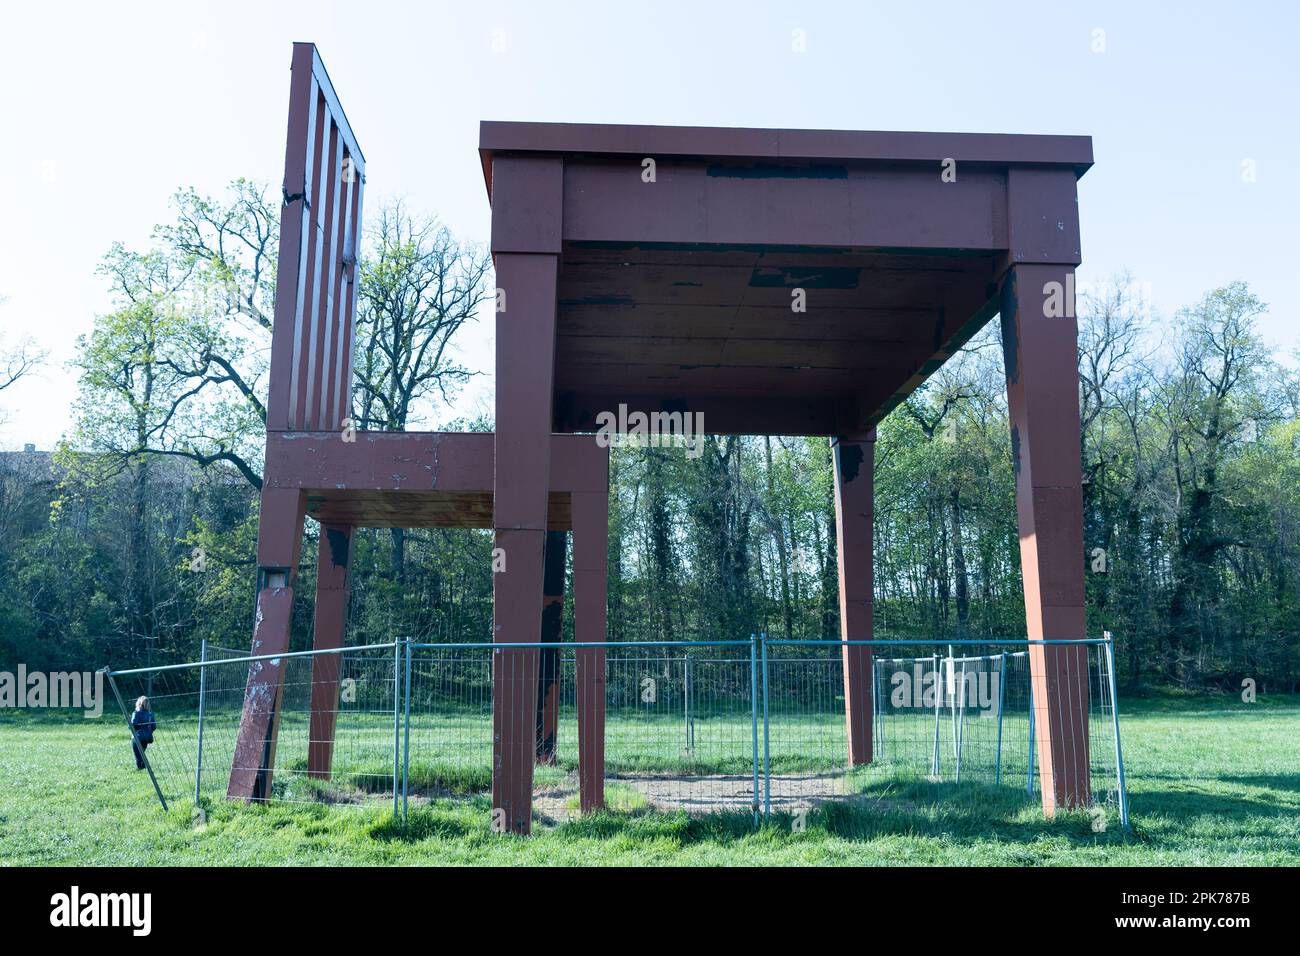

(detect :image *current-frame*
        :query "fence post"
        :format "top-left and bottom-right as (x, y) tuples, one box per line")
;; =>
(1103, 633), (1130, 829)
(105, 668), (169, 812)
(954, 656), (967, 783)
(1026, 672), (1036, 795)
(684, 653), (693, 753)
(392, 641), (401, 817)
(761, 633), (771, 820)
(947, 646), (959, 780)
(194, 639), (207, 805)
(749, 633), (760, 828)
(402, 638), (413, 821)
(872, 658), (883, 760)
(930, 654), (941, 777)
(994, 650), (1006, 785)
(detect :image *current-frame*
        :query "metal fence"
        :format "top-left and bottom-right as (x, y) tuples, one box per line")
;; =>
(761, 640), (1127, 826)
(102, 636), (1128, 829)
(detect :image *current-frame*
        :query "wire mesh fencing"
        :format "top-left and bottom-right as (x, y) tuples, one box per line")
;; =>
(401, 641), (758, 819)
(556, 644), (758, 815)
(105, 641), (403, 810)
(102, 636), (1127, 829)
(761, 640), (1127, 828)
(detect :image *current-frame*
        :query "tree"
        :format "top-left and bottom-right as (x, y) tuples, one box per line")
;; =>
(66, 182), (280, 492)
(1076, 275), (1153, 681)
(0, 338), (44, 394)
(352, 202), (491, 578)
(1162, 283), (1275, 679)
(0, 295), (47, 424)
(152, 180), (280, 489)
(62, 249), (196, 654)
(353, 203), (491, 431)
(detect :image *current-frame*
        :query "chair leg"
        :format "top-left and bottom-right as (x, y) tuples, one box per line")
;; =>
(228, 488), (306, 802)
(307, 523), (352, 779)
(535, 530), (567, 765)
(1001, 263), (1092, 814)
(833, 433), (875, 767)
(491, 252), (559, 834)
(572, 488), (608, 813)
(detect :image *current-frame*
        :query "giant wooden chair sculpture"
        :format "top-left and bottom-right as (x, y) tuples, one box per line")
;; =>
(227, 45), (609, 813)
(237, 43), (1097, 836)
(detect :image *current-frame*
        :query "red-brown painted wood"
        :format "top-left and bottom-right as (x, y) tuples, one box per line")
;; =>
(275, 433), (609, 786)
(307, 523), (351, 779)
(833, 433), (875, 766)
(231, 41), (365, 803)
(1000, 263), (1092, 813)
(572, 489), (609, 812)
(491, 529), (544, 833)
(267, 43), (364, 436)
(535, 530), (567, 764)
(238, 49), (612, 819)
(484, 119), (1092, 823)
(241, 52), (1099, 826)
(227, 487), (306, 801)
(479, 121), (1093, 181)
(491, 250), (560, 834)
(560, 161), (1007, 251)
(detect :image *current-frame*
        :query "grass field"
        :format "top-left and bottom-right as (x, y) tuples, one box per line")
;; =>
(0, 691), (1296, 865)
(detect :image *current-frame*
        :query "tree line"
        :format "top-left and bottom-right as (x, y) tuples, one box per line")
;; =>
(0, 181), (1296, 691)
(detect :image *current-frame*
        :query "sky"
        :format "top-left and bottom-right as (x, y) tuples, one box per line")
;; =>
(0, 0), (1296, 449)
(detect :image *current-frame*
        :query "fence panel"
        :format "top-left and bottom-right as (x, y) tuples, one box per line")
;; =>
(404, 646), (495, 799)
(557, 647), (757, 816)
(762, 639), (1126, 826)
(105, 643), (400, 809)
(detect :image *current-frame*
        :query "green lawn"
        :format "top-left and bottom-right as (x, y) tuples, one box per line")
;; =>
(0, 692), (1296, 865)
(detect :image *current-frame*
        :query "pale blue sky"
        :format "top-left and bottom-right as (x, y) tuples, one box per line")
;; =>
(1, 0), (1295, 447)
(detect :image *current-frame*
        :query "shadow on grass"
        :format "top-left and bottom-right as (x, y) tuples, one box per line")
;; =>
(1118, 691), (1300, 715)
(1129, 786), (1300, 822)
(279, 758), (493, 799)
(1215, 773), (1300, 793)
(183, 778), (1142, 855)
(369, 806), (483, 842)
(813, 779), (1129, 846)
(551, 779), (1133, 851)
(264, 759), (1138, 852)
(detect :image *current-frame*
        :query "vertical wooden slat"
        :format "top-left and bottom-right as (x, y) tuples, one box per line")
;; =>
(267, 53), (317, 432)
(292, 90), (330, 430)
(331, 150), (361, 430)
(320, 142), (352, 429)
(308, 119), (343, 429)
(303, 118), (340, 431)
(338, 167), (365, 428)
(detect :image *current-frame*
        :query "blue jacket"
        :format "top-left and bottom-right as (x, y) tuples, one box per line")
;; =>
(131, 709), (156, 744)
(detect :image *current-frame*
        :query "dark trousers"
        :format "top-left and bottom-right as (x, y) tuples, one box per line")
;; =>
(133, 738), (150, 769)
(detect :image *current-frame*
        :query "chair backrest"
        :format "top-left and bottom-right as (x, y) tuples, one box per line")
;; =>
(266, 43), (366, 433)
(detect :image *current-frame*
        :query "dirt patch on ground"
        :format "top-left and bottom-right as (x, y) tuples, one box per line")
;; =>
(531, 781), (581, 824)
(528, 772), (855, 823)
(531, 770), (890, 823)
(387, 771), (901, 827)
(619, 771), (851, 814)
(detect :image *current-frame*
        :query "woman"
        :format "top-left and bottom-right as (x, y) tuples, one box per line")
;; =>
(130, 696), (156, 770)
